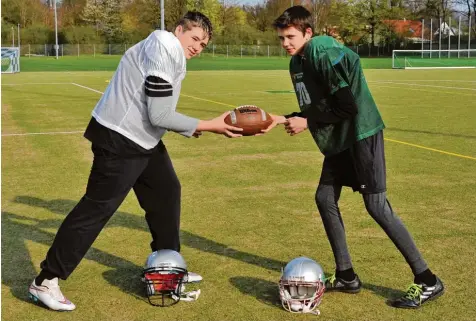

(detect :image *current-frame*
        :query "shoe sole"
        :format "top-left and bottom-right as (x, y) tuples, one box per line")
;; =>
(390, 288), (445, 309)
(28, 293), (73, 312)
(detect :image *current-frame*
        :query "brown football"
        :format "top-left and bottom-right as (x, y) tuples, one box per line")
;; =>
(224, 105), (273, 136)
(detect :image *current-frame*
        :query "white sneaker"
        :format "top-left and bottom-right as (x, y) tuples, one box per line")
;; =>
(28, 278), (76, 311)
(184, 272), (202, 283)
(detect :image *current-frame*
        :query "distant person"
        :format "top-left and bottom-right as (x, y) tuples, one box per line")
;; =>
(265, 6), (444, 308)
(28, 11), (242, 311)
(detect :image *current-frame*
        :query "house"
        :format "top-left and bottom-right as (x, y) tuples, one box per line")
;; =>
(383, 19), (424, 42)
(434, 22), (457, 36)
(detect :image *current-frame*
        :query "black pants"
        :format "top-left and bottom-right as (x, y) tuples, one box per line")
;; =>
(315, 131), (428, 275)
(40, 141), (181, 280)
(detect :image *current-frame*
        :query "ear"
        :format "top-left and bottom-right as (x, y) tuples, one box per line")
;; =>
(305, 27), (313, 40)
(174, 25), (183, 36)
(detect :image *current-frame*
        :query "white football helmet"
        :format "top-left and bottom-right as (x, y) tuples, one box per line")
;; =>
(142, 250), (200, 306)
(279, 257), (325, 315)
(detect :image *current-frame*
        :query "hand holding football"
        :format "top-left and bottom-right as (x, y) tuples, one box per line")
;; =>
(224, 105), (273, 136)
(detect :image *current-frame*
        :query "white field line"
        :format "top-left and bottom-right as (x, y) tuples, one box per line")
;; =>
(2, 82), (103, 137)
(368, 81), (476, 91)
(71, 82), (104, 94)
(3, 82), (475, 162)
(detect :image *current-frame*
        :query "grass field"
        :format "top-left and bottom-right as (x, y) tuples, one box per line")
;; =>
(18, 55), (394, 71)
(2, 67), (476, 321)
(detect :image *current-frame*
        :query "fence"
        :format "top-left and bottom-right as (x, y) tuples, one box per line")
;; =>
(21, 44), (134, 57)
(16, 40), (476, 58)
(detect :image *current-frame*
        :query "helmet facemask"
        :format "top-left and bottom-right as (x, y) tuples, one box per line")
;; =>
(143, 266), (187, 307)
(142, 250), (201, 306)
(279, 279), (325, 315)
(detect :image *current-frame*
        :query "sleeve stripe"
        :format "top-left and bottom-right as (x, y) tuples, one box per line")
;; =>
(145, 75), (173, 97)
(145, 87), (173, 97)
(145, 75), (172, 89)
(145, 80), (172, 90)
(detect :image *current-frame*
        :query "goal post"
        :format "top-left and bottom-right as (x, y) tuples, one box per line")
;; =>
(392, 49), (476, 69)
(1, 47), (20, 73)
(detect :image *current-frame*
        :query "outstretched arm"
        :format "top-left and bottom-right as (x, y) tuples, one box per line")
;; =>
(146, 76), (242, 138)
(146, 75), (199, 137)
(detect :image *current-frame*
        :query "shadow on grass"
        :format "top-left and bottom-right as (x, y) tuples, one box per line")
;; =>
(1, 211), (147, 306)
(4, 195), (286, 304)
(229, 277), (281, 308)
(362, 283), (405, 300)
(229, 276), (405, 309)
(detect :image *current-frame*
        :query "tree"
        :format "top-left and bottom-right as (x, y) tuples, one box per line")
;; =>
(455, 0), (476, 35)
(121, 0), (160, 43)
(216, 5), (250, 43)
(303, 0), (333, 34)
(63, 25), (101, 44)
(188, 0), (222, 35)
(81, 0), (106, 35)
(81, 0), (124, 42)
(61, 0), (88, 27)
(102, 0), (124, 41)
(1, 0), (49, 27)
(164, 0), (188, 29)
(327, 0), (363, 44)
(245, 3), (270, 32)
(354, 0), (389, 46)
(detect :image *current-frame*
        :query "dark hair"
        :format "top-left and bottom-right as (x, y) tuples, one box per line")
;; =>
(177, 11), (213, 40)
(272, 6), (314, 35)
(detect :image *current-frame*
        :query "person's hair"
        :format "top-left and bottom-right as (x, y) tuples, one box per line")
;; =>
(176, 11), (213, 40)
(272, 6), (314, 35)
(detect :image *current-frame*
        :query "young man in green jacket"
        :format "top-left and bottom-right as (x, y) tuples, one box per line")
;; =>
(266, 6), (444, 309)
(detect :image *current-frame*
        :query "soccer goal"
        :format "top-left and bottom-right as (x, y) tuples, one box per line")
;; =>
(392, 49), (476, 69)
(1, 47), (20, 73)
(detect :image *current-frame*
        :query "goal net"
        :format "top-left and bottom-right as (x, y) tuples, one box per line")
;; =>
(1, 47), (20, 73)
(392, 49), (476, 69)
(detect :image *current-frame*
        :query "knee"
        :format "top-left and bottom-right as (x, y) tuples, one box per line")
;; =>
(155, 175), (181, 199)
(363, 193), (395, 223)
(83, 195), (121, 215)
(315, 185), (335, 213)
(363, 193), (383, 215)
(166, 177), (181, 198)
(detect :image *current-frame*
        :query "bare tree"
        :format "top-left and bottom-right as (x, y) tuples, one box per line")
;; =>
(308, 0), (332, 34)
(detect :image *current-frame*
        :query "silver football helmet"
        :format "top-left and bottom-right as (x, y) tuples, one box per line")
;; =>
(142, 250), (200, 306)
(279, 257), (325, 315)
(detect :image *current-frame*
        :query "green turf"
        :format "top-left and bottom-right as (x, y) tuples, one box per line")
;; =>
(18, 55), (393, 72)
(2, 69), (476, 321)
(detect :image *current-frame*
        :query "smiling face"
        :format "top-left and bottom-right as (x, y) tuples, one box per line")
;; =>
(277, 26), (313, 56)
(174, 25), (209, 59)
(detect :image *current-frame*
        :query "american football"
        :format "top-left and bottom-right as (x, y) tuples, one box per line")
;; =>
(224, 105), (273, 136)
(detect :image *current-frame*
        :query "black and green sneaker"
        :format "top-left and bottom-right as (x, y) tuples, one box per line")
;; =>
(325, 274), (362, 294)
(390, 277), (444, 309)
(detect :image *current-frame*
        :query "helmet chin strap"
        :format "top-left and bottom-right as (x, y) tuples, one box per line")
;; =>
(172, 289), (201, 302)
(302, 301), (320, 316)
